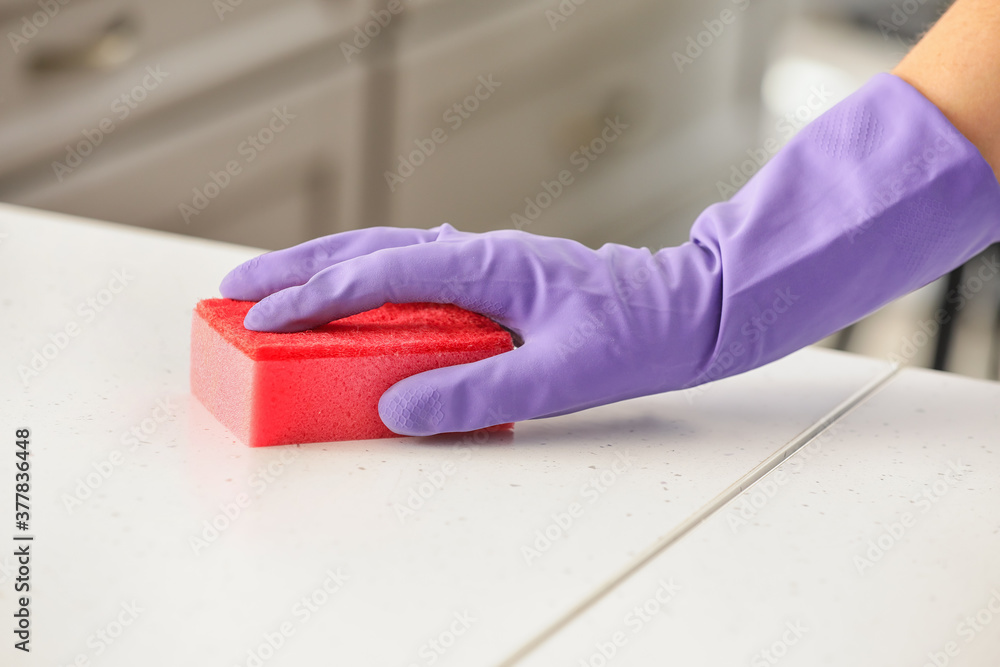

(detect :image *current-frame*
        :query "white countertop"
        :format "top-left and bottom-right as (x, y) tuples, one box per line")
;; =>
(518, 367), (1000, 666)
(1, 203), (995, 666)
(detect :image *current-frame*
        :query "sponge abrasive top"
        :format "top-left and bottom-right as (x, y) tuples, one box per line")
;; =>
(197, 298), (512, 361)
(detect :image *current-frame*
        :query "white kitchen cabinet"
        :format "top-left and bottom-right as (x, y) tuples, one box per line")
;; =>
(383, 0), (781, 247)
(0, 0), (778, 250)
(0, 59), (365, 249)
(0, 0), (368, 166)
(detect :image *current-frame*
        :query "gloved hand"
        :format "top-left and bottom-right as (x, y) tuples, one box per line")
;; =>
(220, 73), (1000, 436)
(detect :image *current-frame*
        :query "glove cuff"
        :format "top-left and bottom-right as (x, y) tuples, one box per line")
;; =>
(684, 72), (1000, 387)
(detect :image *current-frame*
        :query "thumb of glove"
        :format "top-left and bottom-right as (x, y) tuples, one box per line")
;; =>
(378, 346), (555, 436)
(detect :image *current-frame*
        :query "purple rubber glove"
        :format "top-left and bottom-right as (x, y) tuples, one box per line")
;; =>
(220, 73), (1000, 436)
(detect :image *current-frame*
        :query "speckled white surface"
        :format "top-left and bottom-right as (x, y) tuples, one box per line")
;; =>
(1, 203), (895, 666)
(519, 367), (1000, 667)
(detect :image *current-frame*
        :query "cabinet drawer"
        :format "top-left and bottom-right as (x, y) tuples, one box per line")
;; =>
(3, 63), (365, 250)
(0, 0), (368, 174)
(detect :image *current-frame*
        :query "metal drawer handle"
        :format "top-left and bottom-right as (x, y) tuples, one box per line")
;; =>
(30, 15), (138, 74)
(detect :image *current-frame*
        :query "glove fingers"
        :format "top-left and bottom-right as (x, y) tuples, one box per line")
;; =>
(219, 226), (442, 301)
(378, 345), (555, 436)
(243, 241), (494, 332)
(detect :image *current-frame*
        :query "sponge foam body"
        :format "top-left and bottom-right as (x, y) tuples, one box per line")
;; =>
(190, 299), (513, 446)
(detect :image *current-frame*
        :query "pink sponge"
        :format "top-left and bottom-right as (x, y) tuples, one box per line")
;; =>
(190, 299), (513, 447)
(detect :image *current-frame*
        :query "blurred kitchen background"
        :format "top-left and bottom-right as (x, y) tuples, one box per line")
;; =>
(0, 0), (997, 379)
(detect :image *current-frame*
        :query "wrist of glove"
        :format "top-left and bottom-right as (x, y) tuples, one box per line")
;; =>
(221, 73), (1000, 436)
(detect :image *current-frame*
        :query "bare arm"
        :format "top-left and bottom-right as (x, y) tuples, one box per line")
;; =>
(893, 0), (1000, 180)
